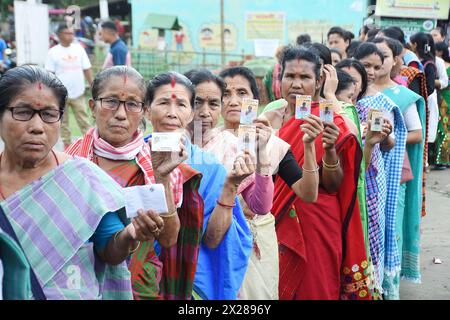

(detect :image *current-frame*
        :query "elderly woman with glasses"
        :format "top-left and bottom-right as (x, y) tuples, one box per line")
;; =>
(0, 65), (148, 300)
(66, 66), (203, 300)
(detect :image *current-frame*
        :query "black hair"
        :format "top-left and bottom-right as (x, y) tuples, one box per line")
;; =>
(369, 36), (404, 57)
(335, 58), (368, 101)
(279, 46), (322, 81)
(327, 26), (355, 44)
(433, 26), (446, 39)
(335, 69), (356, 96)
(381, 26), (406, 46)
(346, 40), (362, 58)
(57, 23), (70, 35)
(185, 68), (226, 99)
(0, 65), (68, 117)
(219, 66), (260, 100)
(360, 25), (370, 37)
(145, 71), (195, 107)
(91, 66), (146, 101)
(436, 41), (450, 63)
(410, 32), (436, 61)
(366, 27), (381, 41)
(354, 42), (384, 64)
(101, 21), (118, 32)
(330, 48), (343, 60)
(308, 43), (332, 66)
(296, 34), (311, 46)
(183, 69), (198, 81)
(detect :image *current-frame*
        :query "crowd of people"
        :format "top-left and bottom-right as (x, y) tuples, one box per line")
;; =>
(0, 21), (449, 301)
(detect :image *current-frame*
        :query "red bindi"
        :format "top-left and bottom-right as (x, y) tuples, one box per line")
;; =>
(171, 77), (176, 88)
(171, 93), (177, 100)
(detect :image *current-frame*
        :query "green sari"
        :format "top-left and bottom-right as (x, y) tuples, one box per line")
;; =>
(341, 103), (385, 299)
(436, 66), (450, 165)
(0, 230), (31, 300)
(340, 103), (369, 254)
(382, 85), (426, 299)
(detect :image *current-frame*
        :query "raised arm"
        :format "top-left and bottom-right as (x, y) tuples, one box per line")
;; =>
(204, 152), (255, 249)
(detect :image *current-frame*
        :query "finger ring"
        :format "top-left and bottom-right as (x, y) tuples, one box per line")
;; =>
(151, 226), (159, 233)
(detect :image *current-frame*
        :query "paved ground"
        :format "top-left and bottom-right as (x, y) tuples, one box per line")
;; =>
(400, 169), (450, 300)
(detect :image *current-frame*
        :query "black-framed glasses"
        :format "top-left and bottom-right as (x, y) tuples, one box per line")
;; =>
(96, 97), (145, 113)
(6, 107), (63, 123)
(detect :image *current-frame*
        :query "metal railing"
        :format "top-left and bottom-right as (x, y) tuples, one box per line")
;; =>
(91, 47), (248, 78)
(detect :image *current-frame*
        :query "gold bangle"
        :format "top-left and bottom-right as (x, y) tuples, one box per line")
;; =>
(302, 166), (320, 173)
(114, 230), (140, 254)
(161, 210), (178, 218)
(323, 165), (340, 172)
(322, 158), (340, 169)
(129, 241), (141, 254)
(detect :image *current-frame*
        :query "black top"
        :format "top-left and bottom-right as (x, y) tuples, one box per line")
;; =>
(423, 60), (436, 97)
(409, 77), (421, 96)
(274, 150), (303, 187)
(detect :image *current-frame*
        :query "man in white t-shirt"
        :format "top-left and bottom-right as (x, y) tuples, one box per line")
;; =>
(45, 24), (93, 149)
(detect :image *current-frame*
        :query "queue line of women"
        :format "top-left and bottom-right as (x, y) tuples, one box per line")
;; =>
(0, 28), (433, 300)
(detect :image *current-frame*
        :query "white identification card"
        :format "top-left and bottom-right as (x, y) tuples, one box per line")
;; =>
(295, 95), (312, 120)
(151, 132), (182, 152)
(320, 101), (334, 123)
(370, 110), (384, 132)
(238, 125), (257, 155)
(240, 98), (259, 125)
(124, 184), (168, 218)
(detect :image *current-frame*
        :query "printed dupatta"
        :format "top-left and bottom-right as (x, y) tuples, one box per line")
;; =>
(69, 129), (204, 300)
(356, 93), (407, 296)
(400, 66), (429, 217)
(66, 127), (184, 206)
(0, 157), (132, 300)
(382, 85), (426, 290)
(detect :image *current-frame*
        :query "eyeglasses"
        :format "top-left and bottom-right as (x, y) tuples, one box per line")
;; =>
(96, 97), (145, 113)
(6, 107), (63, 123)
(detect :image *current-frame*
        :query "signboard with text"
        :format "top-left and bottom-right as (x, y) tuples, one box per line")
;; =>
(375, 0), (449, 20)
(378, 17), (436, 41)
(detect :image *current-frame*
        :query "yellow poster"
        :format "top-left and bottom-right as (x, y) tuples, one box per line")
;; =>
(198, 23), (237, 51)
(375, 0), (450, 19)
(246, 12), (285, 40)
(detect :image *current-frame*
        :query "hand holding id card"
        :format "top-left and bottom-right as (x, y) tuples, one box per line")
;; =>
(369, 109), (384, 132)
(320, 101), (334, 123)
(295, 95), (312, 120)
(151, 132), (182, 152)
(240, 98), (259, 125)
(238, 125), (257, 154)
(124, 184), (168, 218)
